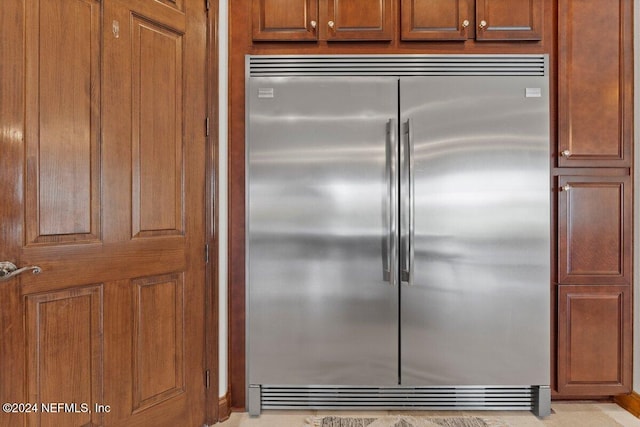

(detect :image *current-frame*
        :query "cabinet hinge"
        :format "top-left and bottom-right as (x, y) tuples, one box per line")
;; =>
(205, 244), (209, 263)
(205, 0), (210, 11)
(205, 369), (211, 389)
(205, 117), (210, 137)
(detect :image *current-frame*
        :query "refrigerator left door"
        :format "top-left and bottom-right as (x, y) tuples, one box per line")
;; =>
(247, 76), (399, 387)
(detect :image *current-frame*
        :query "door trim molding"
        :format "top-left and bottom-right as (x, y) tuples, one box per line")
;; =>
(218, 391), (232, 421)
(205, 0), (220, 423)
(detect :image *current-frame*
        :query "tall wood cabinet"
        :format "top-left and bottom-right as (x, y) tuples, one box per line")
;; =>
(555, 0), (634, 396)
(557, 0), (633, 167)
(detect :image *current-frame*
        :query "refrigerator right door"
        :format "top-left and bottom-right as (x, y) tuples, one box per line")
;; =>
(400, 75), (550, 386)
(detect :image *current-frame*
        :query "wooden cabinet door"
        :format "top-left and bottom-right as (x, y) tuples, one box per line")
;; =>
(557, 285), (632, 395)
(557, 176), (632, 286)
(323, 0), (394, 41)
(557, 0), (633, 166)
(401, 0), (473, 40)
(0, 0), (208, 426)
(475, 0), (542, 40)
(253, 0), (319, 41)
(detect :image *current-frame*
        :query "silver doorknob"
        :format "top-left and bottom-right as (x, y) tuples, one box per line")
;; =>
(0, 261), (42, 282)
(561, 149), (571, 157)
(328, 21), (335, 29)
(310, 20), (317, 29)
(479, 20), (487, 29)
(462, 20), (470, 28)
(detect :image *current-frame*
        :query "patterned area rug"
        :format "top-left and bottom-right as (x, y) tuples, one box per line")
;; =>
(306, 416), (510, 427)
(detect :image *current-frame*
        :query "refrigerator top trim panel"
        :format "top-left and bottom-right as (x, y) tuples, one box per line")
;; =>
(247, 54), (548, 77)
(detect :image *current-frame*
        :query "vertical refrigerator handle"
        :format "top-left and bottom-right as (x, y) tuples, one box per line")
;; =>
(384, 119), (398, 286)
(401, 119), (415, 286)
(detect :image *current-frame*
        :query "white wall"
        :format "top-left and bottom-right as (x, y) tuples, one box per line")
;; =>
(218, 0), (229, 398)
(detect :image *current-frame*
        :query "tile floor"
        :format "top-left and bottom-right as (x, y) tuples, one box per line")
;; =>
(216, 403), (640, 427)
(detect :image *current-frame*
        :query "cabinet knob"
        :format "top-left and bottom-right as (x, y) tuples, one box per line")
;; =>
(479, 20), (487, 29)
(462, 19), (470, 28)
(560, 149), (571, 158)
(328, 20), (335, 29)
(310, 20), (317, 29)
(560, 184), (571, 192)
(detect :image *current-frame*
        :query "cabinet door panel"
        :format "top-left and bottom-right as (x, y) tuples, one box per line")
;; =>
(401, 0), (472, 40)
(476, 0), (542, 40)
(557, 285), (631, 395)
(324, 0), (393, 41)
(252, 0), (319, 41)
(558, 176), (631, 285)
(558, 0), (633, 166)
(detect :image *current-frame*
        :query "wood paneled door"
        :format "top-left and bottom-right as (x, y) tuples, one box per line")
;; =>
(252, 0), (320, 41)
(1, 0), (209, 426)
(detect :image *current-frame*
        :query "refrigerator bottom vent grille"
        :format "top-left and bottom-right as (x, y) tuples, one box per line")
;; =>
(260, 386), (537, 411)
(247, 54), (546, 77)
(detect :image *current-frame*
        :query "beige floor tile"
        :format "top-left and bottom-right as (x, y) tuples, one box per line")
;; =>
(222, 411), (314, 427)
(594, 403), (640, 427)
(213, 403), (640, 427)
(541, 402), (624, 427)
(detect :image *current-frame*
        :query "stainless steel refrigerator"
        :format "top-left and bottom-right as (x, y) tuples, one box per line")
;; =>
(246, 55), (550, 416)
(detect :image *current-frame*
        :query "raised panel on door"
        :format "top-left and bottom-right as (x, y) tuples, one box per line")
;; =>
(132, 274), (185, 412)
(24, 0), (101, 245)
(557, 285), (631, 395)
(475, 0), (542, 40)
(401, 0), (472, 40)
(557, 176), (631, 285)
(252, 0), (319, 41)
(323, 0), (393, 41)
(557, 0), (633, 166)
(25, 286), (103, 427)
(0, 0), (208, 425)
(131, 16), (184, 238)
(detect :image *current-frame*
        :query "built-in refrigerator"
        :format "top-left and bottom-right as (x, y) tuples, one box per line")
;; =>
(246, 55), (551, 416)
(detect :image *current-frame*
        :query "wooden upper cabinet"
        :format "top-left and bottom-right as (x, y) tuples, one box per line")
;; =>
(557, 175), (632, 286)
(475, 0), (542, 41)
(558, 0), (633, 167)
(400, 0), (541, 41)
(252, 0), (319, 41)
(252, 0), (393, 41)
(323, 0), (394, 41)
(401, 0), (473, 41)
